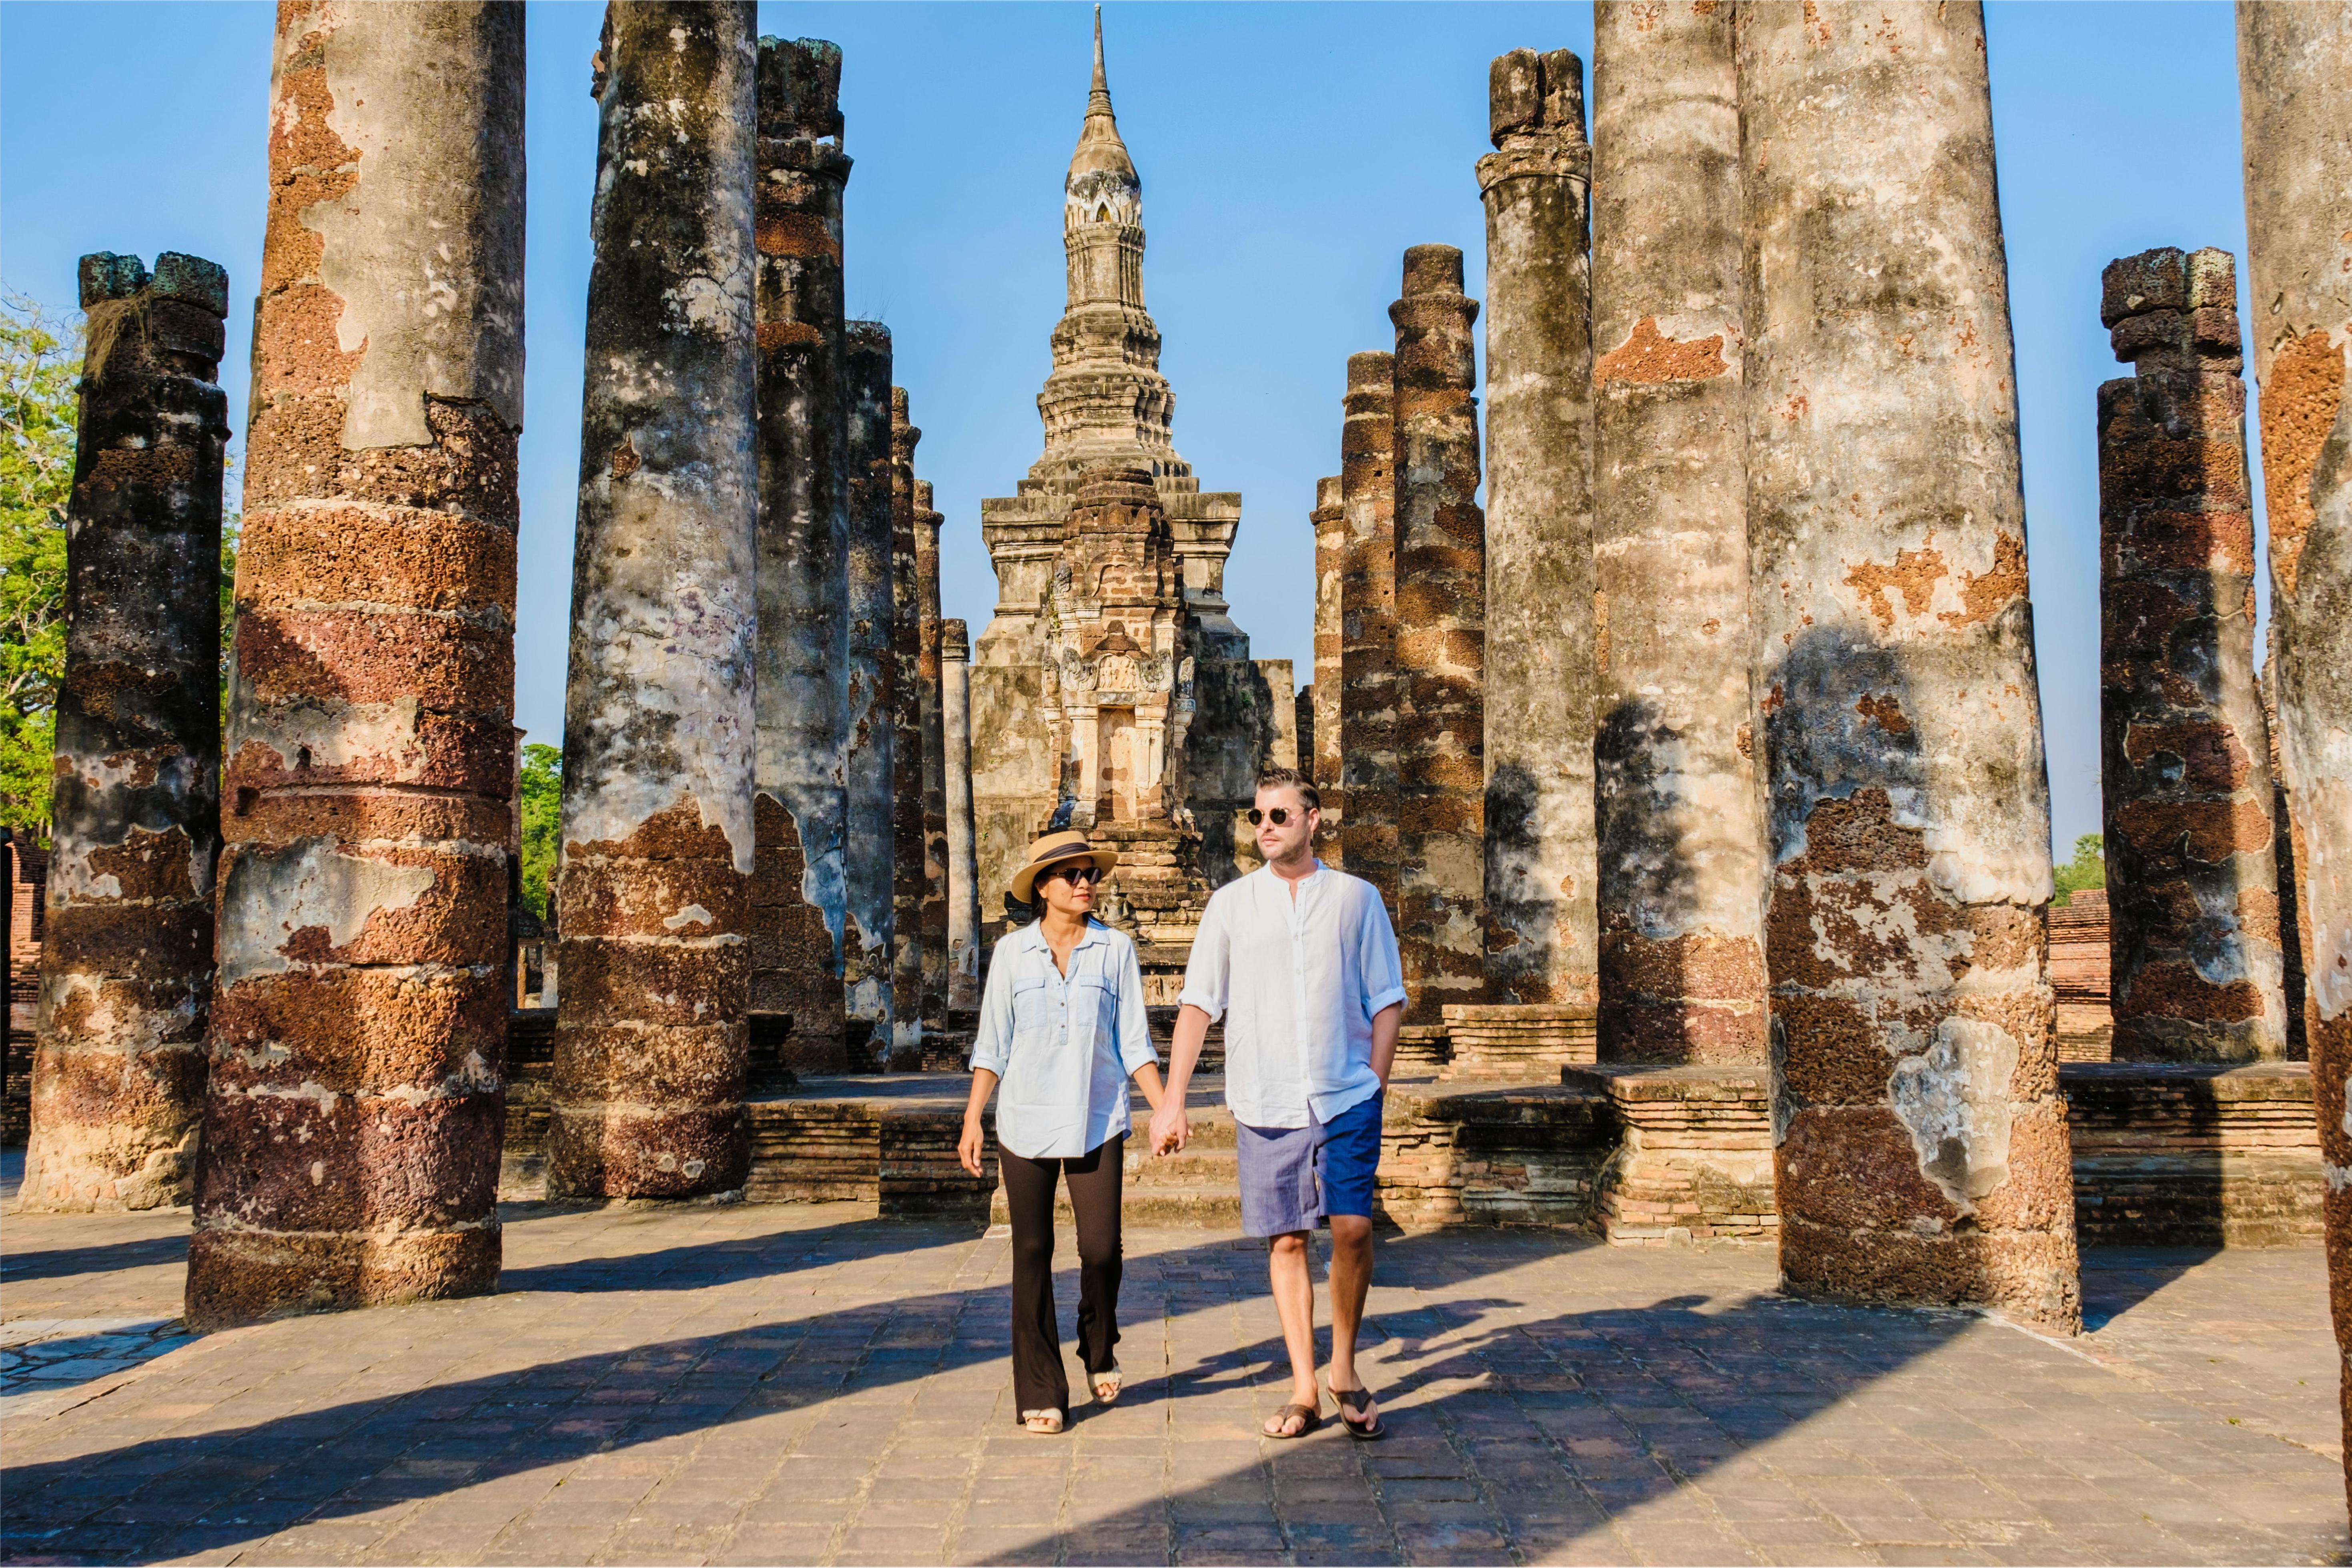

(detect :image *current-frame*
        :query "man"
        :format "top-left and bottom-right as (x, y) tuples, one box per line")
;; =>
(1151, 767), (1404, 1440)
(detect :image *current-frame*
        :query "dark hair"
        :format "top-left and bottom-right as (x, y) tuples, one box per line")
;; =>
(1255, 767), (1319, 812)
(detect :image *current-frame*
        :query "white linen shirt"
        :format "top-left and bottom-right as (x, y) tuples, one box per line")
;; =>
(1177, 861), (1407, 1129)
(970, 919), (1157, 1160)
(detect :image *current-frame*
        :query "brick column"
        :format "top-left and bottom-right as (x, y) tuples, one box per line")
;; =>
(942, 619), (983, 1016)
(21, 254), (228, 1212)
(1389, 246), (1486, 1059)
(1309, 473), (1345, 859)
(1589, 0), (1767, 1070)
(2236, 0), (2352, 1513)
(914, 479), (950, 1035)
(1337, 354), (1398, 911)
(1455, 46), (1597, 1078)
(549, 0), (758, 1201)
(843, 324), (896, 1066)
(750, 35), (851, 1073)
(889, 390), (926, 1066)
(190, 0), (524, 1326)
(2097, 246), (2288, 1063)
(1741, 0), (2075, 1327)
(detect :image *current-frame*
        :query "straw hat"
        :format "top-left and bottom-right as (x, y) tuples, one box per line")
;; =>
(1007, 829), (1119, 904)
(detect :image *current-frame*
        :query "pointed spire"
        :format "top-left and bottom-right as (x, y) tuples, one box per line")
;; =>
(1092, 4), (1108, 102)
(1067, 2), (1138, 208)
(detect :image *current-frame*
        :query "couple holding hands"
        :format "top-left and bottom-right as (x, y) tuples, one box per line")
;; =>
(956, 768), (1405, 1440)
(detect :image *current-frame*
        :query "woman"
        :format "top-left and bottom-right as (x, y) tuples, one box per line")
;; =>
(958, 829), (1165, 1434)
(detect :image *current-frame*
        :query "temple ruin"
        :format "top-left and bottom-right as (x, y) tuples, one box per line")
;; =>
(968, 13), (1294, 996)
(6, 0), (2349, 1515)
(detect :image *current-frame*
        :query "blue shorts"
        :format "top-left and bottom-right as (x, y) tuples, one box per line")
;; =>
(1235, 1089), (1384, 1237)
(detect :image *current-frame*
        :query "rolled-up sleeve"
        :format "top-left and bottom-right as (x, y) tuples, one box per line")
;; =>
(1114, 938), (1157, 1074)
(1175, 888), (1231, 1021)
(1357, 889), (1408, 1021)
(970, 936), (1020, 1077)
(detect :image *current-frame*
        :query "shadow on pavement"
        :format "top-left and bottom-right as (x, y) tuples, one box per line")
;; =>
(2078, 1245), (2225, 1332)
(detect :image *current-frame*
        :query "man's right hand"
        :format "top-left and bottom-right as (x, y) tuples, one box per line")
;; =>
(1150, 1101), (1189, 1156)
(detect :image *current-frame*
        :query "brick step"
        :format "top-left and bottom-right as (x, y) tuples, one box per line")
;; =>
(989, 1182), (1243, 1227)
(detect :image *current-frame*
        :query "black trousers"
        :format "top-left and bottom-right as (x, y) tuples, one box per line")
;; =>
(999, 1133), (1125, 1418)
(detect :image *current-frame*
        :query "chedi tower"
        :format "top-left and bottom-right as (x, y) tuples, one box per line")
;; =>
(971, 10), (1294, 985)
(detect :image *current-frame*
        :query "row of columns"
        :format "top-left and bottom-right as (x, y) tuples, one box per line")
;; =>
(16, 1), (983, 1330)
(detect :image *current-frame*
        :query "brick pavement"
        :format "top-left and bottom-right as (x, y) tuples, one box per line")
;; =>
(1, 1153), (2343, 1566)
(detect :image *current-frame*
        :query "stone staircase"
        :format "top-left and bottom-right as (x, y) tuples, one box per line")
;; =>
(988, 1087), (1243, 1227)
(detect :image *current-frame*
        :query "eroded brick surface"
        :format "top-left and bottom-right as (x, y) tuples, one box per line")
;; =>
(844, 325), (898, 1065)
(1338, 353), (1401, 912)
(890, 391), (928, 1065)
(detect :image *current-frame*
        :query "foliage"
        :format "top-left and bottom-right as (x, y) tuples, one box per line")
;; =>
(0, 291), (78, 835)
(519, 742), (562, 921)
(2052, 832), (2105, 907)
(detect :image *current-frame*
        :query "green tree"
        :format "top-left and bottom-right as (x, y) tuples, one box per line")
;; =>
(0, 291), (78, 834)
(519, 741), (562, 920)
(2053, 832), (2105, 907)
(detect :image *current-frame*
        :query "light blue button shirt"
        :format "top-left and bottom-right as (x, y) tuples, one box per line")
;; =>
(970, 919), (1157, 1160)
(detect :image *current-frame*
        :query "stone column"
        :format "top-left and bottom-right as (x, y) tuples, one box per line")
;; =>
(1741, 1), (2075, 1328)
(888, 390), (926, 1065)
(2237, 0), (2352, 1512)
(914, 479), (950, 1035)
(1590, 0), (1768, 1067)
(942, 619), (983, 1015)
(549, 0), (758, 1201)
(1309, 474), (1345, 850)
(189, 1), (524, 1326)
(1389, 246), (1486, 1058)
(843, 323), (896, 1065)
(20, 253), (228, 1213)
(1453, 46), (1597, 1078)
(751, 35), (851, 1074)
(1338, 352), (1399, 913)
(2097, 247), (2288, 1063)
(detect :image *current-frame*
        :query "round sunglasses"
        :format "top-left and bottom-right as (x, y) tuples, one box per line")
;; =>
(1244, 807), (1307, 826)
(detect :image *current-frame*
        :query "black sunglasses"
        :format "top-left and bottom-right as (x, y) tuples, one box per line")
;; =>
(1245, 807), (1307, 826)
(1043, 863), (1103, 885)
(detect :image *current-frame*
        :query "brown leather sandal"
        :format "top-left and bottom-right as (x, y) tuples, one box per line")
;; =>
(1329, 1383), (1387, 1441)
(1263, 1401), (1320, 1440)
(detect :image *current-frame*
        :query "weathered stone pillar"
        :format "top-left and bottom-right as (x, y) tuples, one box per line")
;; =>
(2236, 0), (2352, 1510)
(1576, 1), (1775, 1243)
(889, 390), (926, 1065)
(20, 254), (228, 1214)
(1456, 45), (1597, 1077)
(2097, 247), (2288, 1063)
(1309, 474), (1346, 843)
(1389, 246), (1486, 1053)
(1337, 354), (1399, 907)
(1590, 0), (1768, 1067)
(942, 619), (983, 1016)
(751, 35), (850, 1074)
(549, 0), (758, 1200)
(1741, 0), (2076, 1327)
(190, 1), (523, 1325)
(843, 323), (896, 1065)
(914, 479), (950, 1035)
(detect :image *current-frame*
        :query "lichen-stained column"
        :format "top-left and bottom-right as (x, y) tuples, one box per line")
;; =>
(21, 254), (228, 1214)
(1309, 475), (1346, 850)
(751, 35), (850, 1073)
(842, 324), (896, 1062)
(2097, 247), (2288, 1064)
(1338, 353), (1399, 912)
(914, 479), (950, 1033)
(1589, 0), (1768, 1065)
(1389, 248), (1486, 1037)
(549, 0), (759, 1201)
(942, 619), (983, 1015)
(1478, 47), (1598, 1023)
(888, 390), (926, 1063)
(2236, 0), (2352, 1510)
(1741, 1), (2076, 1327)
(189, 2), (523, 1326)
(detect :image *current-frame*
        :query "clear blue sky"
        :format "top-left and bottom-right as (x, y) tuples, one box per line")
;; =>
(0, 1), (2262, 857)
